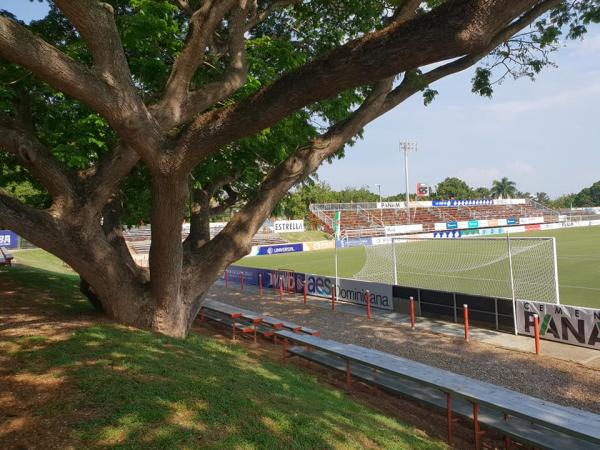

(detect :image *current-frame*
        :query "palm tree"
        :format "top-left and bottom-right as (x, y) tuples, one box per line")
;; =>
(491, 177), (517, 198)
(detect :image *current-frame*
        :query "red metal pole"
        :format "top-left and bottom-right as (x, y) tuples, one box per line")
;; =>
(279, 276), (283, 301)
(533, 313), (541, 355)
(366, 290), (371, 320)
(303, 279), (307, 305)
(272, 271), (275, 295)
(258, 273), (263, 297)
(473, 402), (481, 450)
(331, 285), (336, 311)
(409, 296), (415, 329)
(446, 392), (453, 445)
(240, 273), (244, 291)
(345, 360), (351, 384)
(463, 304), (469, 342)
(503, 413), (511, 449)
(225, 270), (228, 288)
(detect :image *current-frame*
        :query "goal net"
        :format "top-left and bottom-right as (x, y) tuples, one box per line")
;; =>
(354, 236), (559, 303)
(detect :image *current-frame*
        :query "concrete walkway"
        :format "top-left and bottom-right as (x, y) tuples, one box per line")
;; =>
(214, 281), (600, 369)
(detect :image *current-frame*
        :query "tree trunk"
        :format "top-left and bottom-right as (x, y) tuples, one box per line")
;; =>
(148, 175), (190, 337)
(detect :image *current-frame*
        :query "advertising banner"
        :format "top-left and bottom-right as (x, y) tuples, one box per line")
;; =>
(416, 183), (429, 198)
(300, 273), (393, 310)
(433, 230), (462, 239)
(384, 224), (423, 235)
(303, 240), (335, 252)
(446, 221), (458, 229)
(371, 236), (392, 246)
(468, 220), (479, 228)
(0, 230), (18, 248)
(507, 218), (517, 225)
(257, 243), (303, 256)
(434, 222), (447, 231)
(516, 301), (600, 350)
(336, 237), (372, 248)
(272, 220), (305, 233)
(432, 199), (493, 207)
(377, 201), (406, 209)
(519, 216), (544, 225)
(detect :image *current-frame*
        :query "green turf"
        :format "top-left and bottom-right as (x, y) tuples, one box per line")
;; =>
(277, 230), (331, 242)
(241, 226), (600, 309)
(2, 253), (446, 449)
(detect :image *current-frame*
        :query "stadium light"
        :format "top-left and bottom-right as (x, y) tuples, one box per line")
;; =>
(374, 183), (382, 221)
(374, 183), (382, 204)
(399, 141), (417, 223)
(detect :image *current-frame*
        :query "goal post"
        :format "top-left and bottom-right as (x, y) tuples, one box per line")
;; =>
(354, 236), (560, 305)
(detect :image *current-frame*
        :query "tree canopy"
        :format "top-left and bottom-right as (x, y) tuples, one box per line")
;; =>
(1, 0), (598, 337)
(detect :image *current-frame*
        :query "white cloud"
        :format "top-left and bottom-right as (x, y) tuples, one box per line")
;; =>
(483, 82), (600, 118)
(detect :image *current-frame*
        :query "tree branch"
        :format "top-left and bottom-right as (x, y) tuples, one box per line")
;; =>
(245, 0), (300, 30)
(177, 0), (543, 169)
(0, 15), (113, 120)
(54, 1), (132, 90)
(156, 0), (251, 128)
(0, 119), (76, 213)
(156, 0), (239, 127)
(185, 78), (393, 270)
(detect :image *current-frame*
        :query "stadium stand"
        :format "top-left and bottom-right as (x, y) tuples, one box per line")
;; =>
(124, 224), (287, 256)
(309, 198), (560, 238)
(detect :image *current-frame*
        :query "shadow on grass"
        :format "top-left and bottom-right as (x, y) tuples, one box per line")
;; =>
(11, 324), (445, 450)
(0, 264), (92, 316)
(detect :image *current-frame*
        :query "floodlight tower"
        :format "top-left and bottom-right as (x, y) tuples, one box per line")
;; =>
(374, 183), (382, 221)
(399, 141), (417, 223)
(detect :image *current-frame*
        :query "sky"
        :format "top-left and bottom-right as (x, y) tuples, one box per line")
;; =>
(2, 1), (599, 198)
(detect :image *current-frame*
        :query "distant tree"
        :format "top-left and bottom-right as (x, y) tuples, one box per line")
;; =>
(573, 188), (593, 207)
(472, 187), (492, 199)
(588, 181), (600, 206)
(435, 177), (472, 199)
(534, 192), (550, 204)
(491, 177), (517, 198)
(550, 193), (576, 209)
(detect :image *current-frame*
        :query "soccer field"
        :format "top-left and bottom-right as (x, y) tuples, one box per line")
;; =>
(241, 226), (600, 308)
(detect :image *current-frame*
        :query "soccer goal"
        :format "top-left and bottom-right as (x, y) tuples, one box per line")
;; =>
(354, 236), (560, 304)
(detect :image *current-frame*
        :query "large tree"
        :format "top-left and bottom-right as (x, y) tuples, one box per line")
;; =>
(1, 0), (598, 337)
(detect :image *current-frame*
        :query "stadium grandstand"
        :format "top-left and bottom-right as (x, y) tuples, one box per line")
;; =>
(309, 198), (560, 238)
(124, 221), (286, 265)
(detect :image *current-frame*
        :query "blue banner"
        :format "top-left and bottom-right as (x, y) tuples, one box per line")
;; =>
(446, 221), (458, 229)
(432, 199), (493, 207)
(256, 243), (303, 255)
(507, 218), (517, 225)
(468, 220), (479, 228)
(433, 230), (462, 239)
(0, 230), (18, 249)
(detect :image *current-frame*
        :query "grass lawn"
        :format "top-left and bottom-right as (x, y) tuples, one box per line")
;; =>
(278, 230), (332, 242)
(241, 226), (600, 309)
(0, 254), (447, 449)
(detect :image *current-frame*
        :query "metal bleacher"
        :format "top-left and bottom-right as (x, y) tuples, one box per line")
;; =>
(278, 330), (600, 450)
(309, 199), (560, 238)
(124, 225), (287, 256)
(197, 300), (599, 449)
